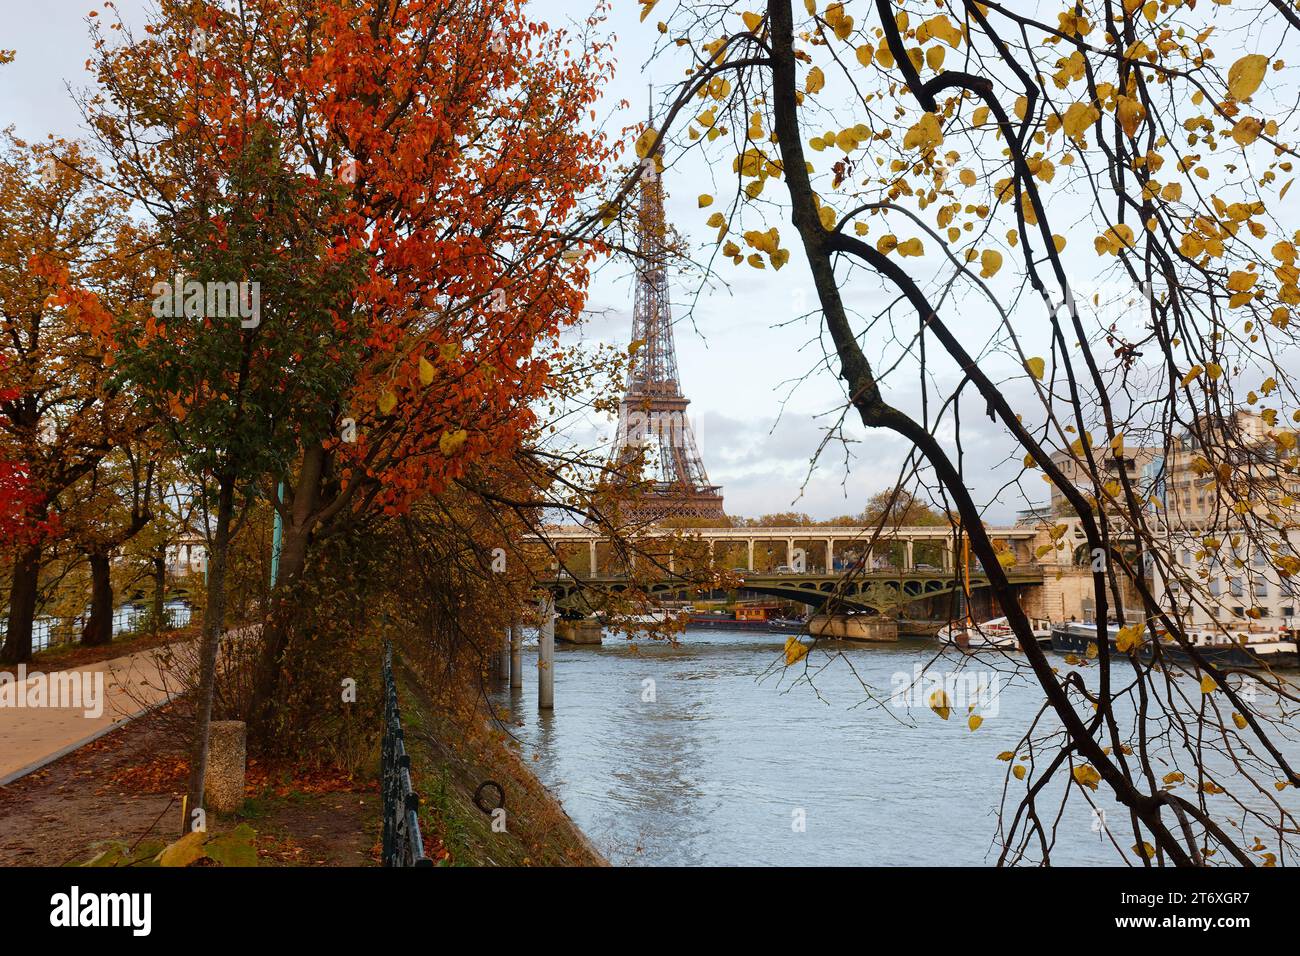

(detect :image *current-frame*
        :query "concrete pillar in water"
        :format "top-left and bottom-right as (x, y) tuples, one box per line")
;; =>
(509, 622), (522, 689)
(499, 628), (510, 680)
(539, 596), (555, 710)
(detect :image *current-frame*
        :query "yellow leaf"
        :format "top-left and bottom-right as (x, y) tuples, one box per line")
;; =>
(439, 429), (468, 456)
(1012, 764), (1027, 780)
(903, 112), (944, 151)
(784, 636), (810, 665)
(1115, 623), (1144, 653)
(1062, 101), (1100, 140)
(1072, 764), (1101, 790)
(968, 714), (983, 731)
(1231, 116), (1263, 147)
(1227, 270), (1258, 293)
(741, 11), (763, 31)
(1116, 96), (1145, 137)
(418, 356), (434, 386)
(1199, 674), (1218, 694)
(634, 127), (658, 159)
(929, 689), (951, 720)
(1025, 356), (1045, 380)
(698, 194), (714, 208)
(1228, 54), (1268, 101)
(805, 66), (825, 95)
(378, 390), (397, 415)
(1232, 712), (1248, 730)
(980, 248), (1003, 277)
(1052, 234), (1066, 252)
(1132, 841), (1156, 860)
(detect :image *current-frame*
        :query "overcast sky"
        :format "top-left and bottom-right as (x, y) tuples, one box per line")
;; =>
(5, 1), (1242, 523)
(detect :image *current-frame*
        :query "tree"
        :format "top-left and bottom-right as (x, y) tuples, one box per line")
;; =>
(0, 136), (151, 664)
(61, 443), (157, 646)
(639, 0), (1300, 865)
(84, 0), (615, 822)
(860, 488), (947, 528)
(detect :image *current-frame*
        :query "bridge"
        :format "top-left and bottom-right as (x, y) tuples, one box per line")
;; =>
(532, 524), (1047, 613)
(536, 524), (1041, 573)
(544, 568), (1045, 614)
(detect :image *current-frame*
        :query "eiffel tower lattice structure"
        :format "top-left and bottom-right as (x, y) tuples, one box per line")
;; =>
(608, 126), (725, 524)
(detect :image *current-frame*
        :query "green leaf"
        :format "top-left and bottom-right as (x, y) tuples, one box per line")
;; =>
(204, 824), (259, 867)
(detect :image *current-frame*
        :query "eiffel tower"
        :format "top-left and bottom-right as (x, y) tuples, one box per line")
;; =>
(609, 113), (725, 524)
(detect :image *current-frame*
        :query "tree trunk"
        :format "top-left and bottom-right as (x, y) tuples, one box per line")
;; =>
(247, 515), (312, 742)
(184, 477), (236, 834)
(249, 444), (325, 740)
(151, 548), (166, 634)
(1, 542), (42, 664)
(81, 552), (114, 647)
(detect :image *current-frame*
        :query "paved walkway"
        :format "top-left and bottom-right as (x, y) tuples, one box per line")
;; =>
(0, 644), (180, 784)
(0, 625), (263, 785)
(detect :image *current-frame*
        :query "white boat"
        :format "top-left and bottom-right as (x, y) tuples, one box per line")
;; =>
(938, 616), (1052, 650)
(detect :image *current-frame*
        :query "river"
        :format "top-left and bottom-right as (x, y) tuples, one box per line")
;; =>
(489, 626), (1300, 866)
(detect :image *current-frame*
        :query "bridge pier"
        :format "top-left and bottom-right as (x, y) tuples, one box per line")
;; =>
(809, 614), (899, 642)
(538, 596), (555, 710)
(509, 622), (522, 689)
(556, 617), (602, 644)
(498, 628), (510, 680)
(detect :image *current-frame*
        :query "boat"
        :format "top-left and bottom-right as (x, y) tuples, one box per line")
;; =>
(938, 616), (1053, 650)
(1049, 620), (1299, 669)
(686, 613), (807, 634)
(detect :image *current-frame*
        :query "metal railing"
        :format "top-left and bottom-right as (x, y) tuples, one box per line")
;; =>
(381, 641), (431, 867)
(7, 601), (196, 654)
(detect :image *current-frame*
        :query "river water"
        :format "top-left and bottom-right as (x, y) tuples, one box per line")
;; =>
(490, 627), (1300, 866)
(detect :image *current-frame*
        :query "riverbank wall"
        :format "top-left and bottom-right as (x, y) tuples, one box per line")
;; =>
(395, 656), (606, 866)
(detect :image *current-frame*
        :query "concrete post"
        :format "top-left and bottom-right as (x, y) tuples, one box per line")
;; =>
(906, 539), (915, 570)
(825, 540), (833, 574)
(538, 596), (555, 710)
(509, 622), (522, 689)
(499, 627), (510, 680)
(747, 539), (754, 572)
(589, 540), (598, 578)
(204, 721), (246, 814)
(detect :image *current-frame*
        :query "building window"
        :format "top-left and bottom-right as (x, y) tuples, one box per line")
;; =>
(1209, 578), (1221, 597)
(1254, 580), (1269, 598)
(1230, 577), (1244, 598)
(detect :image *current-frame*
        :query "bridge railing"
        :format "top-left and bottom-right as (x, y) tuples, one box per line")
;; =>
(381, 641), (432, 868)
